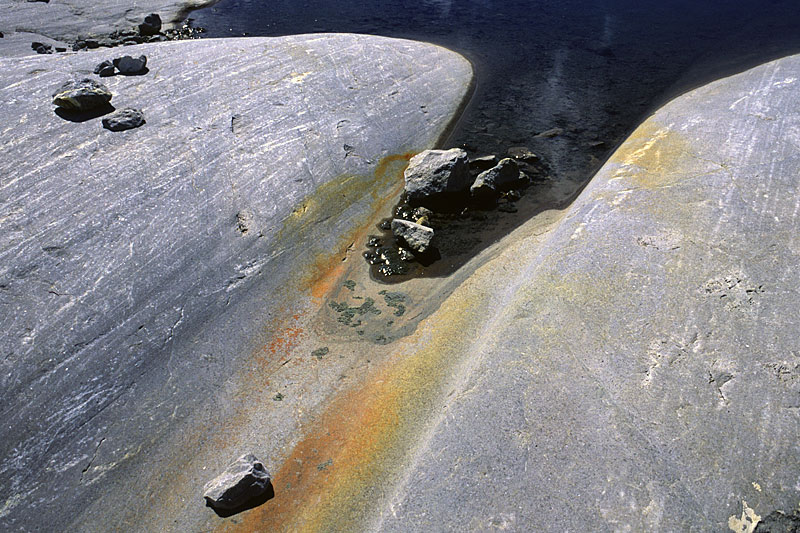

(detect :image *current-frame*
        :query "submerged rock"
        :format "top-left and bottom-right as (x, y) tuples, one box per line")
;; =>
(469, 155), (498, 173)
(203, 454), (272, 511)
(102, 108), (145, 131)
(506, 146), (539, 163)
(113, 55), (147, 74)
(403, 148), (470, 207)
(392, 219), (434, 253)
(52, 78), (111, 111)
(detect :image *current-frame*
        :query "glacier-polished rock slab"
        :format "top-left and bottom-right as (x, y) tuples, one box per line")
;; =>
(378, 55), (800, 531)
(0, 34), (471, 531)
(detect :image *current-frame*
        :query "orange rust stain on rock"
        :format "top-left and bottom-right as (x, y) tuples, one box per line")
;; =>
(301, 153), (413, 302)
(223, 292), (481, 532)
(223, 359), (401, 533)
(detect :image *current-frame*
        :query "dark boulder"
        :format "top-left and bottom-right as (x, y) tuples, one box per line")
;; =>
(203, 454), (272, 511)
(52, 78), (112, 111)
(31, 42), (53, 54)
(102, 108), (145, 131)
(113, 55), (147, 75)
(93, 60), (115, 77)
(138, 13), (162, 36)
(403, 148), (470, 207)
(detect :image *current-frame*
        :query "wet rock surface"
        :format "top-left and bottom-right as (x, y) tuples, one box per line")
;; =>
(203, 454), (272, 512)
(391, 219), (434, 254)
(102, 107), (145, 131)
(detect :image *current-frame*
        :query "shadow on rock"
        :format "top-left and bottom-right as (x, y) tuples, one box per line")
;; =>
(55, 104), (115, 122)
(206, 480), (275, 518)
(117, 67), (150, 77)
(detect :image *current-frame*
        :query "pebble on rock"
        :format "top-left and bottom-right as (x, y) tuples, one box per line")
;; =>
(392, 218), (434, 253)
(203, 454), (272, 511)
(52, 78), (112, 111)
(102, 108), (145, 131)
(31, 42), (53, 54)
(113, 55), (147, 75)
(506, 146), (539, 163)
(93, 59), (115, 77)
(139, 13), (162, 36)
(403, 148), (470, 207)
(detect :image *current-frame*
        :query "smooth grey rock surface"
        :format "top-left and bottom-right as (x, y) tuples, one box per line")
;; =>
(203, 454), (271, 510)
(0, 34), (472, 531)
(403, 147), (470, 206)
(102, 107), (145, 131)
(391, 219), (434, 254)
(377, 54), (800, 531)
(51, 78), (112, 110)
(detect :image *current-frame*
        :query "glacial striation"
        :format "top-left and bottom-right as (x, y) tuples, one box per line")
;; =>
(0, 34), (472, 531)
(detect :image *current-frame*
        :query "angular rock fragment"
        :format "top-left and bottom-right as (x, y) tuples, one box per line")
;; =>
(470, 158), (521, 202)
(203, 454), (272, 511)
(93, 59), (115, 77)
(113, 55), (147, 75)
(102, 108), (145, 131)
(469, 155), (498, 173)
(52, 78), (112, 111)
(392, 219), (434, 253)
(139, 13), (162, 36)
(403, 148), (470, 207)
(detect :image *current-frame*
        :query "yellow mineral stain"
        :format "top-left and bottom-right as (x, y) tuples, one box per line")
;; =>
(608, 118), (699, 189)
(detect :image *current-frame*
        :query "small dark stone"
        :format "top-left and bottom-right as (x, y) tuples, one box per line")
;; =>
(139, 13), (162, 36)
(31, 42), (53, 54)
(72, 40), (87, 51)
(93, 60), (115, 77)
(26, 0), (50, 3)
(0, 32), (4, 38)
(84, 39), (100, 49)
(55, 47), (66, 52)
(102, 108), (145, 131)
(113, 55), (147, 75)
(97, 38), (117, 48)
(52, 78), (112, 111)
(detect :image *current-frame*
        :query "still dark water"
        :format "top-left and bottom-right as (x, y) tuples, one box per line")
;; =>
(193, 0), (800, 181)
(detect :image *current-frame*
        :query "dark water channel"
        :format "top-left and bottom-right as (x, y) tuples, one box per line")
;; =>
(193, 0), (800, 279)
(195, 0), (800, 166)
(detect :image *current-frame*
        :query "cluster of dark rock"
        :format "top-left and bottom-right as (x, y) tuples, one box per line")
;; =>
(67, 14), (205, 52)
(203, 454), (274, 514)
(31, 41), (66, 54)
(52, 63), (147, 131)
(93, 54), (148, 76)
(365, 147), (547, 276)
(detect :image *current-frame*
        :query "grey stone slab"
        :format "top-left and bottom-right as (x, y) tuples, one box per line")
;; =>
(0, 34), (472, 531)
(377, 55), (800, 531)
